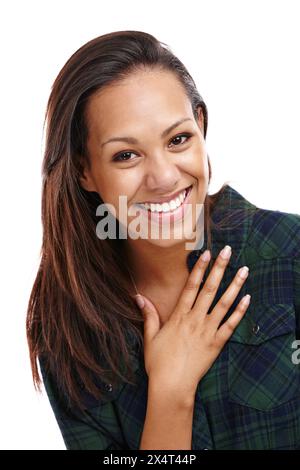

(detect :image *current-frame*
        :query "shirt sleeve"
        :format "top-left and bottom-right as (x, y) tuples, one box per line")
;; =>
(292, 213), (300, 340)
(40, 360), (128, 450)
(294, 253), (300, 340)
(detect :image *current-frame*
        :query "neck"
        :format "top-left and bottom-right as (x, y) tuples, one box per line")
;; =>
(123, 236), (200, 293)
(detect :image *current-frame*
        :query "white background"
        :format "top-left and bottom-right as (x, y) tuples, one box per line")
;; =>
(1, 0), (299, 449)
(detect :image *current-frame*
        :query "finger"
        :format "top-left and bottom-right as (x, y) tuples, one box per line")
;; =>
(215, 294), (251, 346)
(191, 245), (232, 317)
(135, 295), (160, 345)
(173, 249), (211, 316)
(208, 266), (249, 328)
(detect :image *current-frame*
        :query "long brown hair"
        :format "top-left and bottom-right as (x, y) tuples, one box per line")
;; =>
(26, 30), (231, 410)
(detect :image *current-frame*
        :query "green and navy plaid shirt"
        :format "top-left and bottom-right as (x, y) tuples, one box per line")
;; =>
(40, 185), (300, 450)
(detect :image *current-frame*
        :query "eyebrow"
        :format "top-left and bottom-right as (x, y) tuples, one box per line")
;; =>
(101, 117), (193, 148)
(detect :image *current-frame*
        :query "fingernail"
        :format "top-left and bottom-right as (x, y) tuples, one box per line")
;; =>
(238, 266), (249, 279)
(200, 249), (210, 262)
(135, 294), (145, 309)
(220, 245), (232, 259)
(241, 294), (251, 306)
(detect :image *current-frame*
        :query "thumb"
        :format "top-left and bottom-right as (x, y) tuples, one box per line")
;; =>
(135, 294), (160, 343)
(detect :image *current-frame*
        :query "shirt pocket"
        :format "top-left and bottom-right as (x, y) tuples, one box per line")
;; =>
(227, 302), (300, 411)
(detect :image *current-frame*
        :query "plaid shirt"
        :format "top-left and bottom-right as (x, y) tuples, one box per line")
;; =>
(40, 185), (300, 450)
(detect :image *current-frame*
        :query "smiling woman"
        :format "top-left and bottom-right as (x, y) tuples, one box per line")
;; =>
(80, 66), (210, 251)
(26, 30), (300, 450)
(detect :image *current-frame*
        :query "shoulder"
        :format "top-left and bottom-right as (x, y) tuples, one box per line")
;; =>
(210, 185), (300, 260)
(247, 206), (300, 259)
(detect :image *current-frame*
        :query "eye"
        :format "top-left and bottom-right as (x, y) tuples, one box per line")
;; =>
(169, 133), (192, 148)
(112, 132), (193, 162)
(112, 150), (137, 162)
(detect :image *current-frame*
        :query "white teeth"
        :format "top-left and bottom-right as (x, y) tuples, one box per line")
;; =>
(169, 200), (177, 210)
(139, 187), (189, 213)
(162, 202), (169, 212)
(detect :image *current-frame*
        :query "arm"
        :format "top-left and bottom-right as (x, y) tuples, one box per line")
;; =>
(293, 254), (300, 340)
(291, 213), (300, 339)
(139, 381), (196, 450)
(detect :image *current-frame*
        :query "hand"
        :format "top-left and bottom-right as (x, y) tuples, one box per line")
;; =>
(135, 246), (251, 397)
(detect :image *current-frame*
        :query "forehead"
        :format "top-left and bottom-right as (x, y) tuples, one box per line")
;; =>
(85, 70), (193, 137)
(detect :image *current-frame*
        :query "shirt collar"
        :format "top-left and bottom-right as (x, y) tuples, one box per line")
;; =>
(186, 184), (257, 272)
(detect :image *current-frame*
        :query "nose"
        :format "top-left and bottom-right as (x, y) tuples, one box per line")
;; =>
(144, 152), (181, 192)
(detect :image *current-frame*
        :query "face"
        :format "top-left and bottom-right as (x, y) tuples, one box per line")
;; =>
(80, 69), (209, 249)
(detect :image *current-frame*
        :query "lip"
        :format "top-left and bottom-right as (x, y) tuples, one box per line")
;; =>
(137, 185), (192, 205)
(136, 184), (193, 224)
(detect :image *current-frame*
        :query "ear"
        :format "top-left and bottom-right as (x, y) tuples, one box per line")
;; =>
(78, 157), (98, 192)
(196, 106), (205, 135)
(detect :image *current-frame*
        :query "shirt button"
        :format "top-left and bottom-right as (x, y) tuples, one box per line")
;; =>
(252, 324), (260, 335)
(105, 383), (113, 392)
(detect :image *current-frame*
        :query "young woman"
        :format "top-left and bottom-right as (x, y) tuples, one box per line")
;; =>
(26, 30), (300, 450)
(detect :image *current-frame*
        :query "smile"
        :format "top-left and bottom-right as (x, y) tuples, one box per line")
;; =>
(136, 185), (192, 214)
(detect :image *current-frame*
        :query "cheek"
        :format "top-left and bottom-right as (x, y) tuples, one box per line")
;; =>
(202, 153), (209, 181)
(96, 173), (135, 209)
(188, 149), (208, 177)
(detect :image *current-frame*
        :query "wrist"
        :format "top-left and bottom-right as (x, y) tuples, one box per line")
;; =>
(148, 378), (197, 410)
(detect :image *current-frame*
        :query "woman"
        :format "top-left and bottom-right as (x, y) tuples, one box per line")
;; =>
(26, 30), (300, 450)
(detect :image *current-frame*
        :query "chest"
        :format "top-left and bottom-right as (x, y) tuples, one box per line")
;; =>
(142, 286), (183, 326)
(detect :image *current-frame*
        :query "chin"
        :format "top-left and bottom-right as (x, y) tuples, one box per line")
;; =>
(142, 225), (201, 249)
(145, 237), (185, 249)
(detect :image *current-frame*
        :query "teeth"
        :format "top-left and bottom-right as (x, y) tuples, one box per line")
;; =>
(139, 187), (189, 213)
(162, 202), (169, 212)
(169, 200), (177, 210)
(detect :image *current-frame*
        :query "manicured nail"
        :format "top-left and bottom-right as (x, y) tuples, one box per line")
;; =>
(241, 294), (251, 306)
(200, 249), (210, 262)
(220, 245), (232, 259)
(238, 266), (249, 279)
